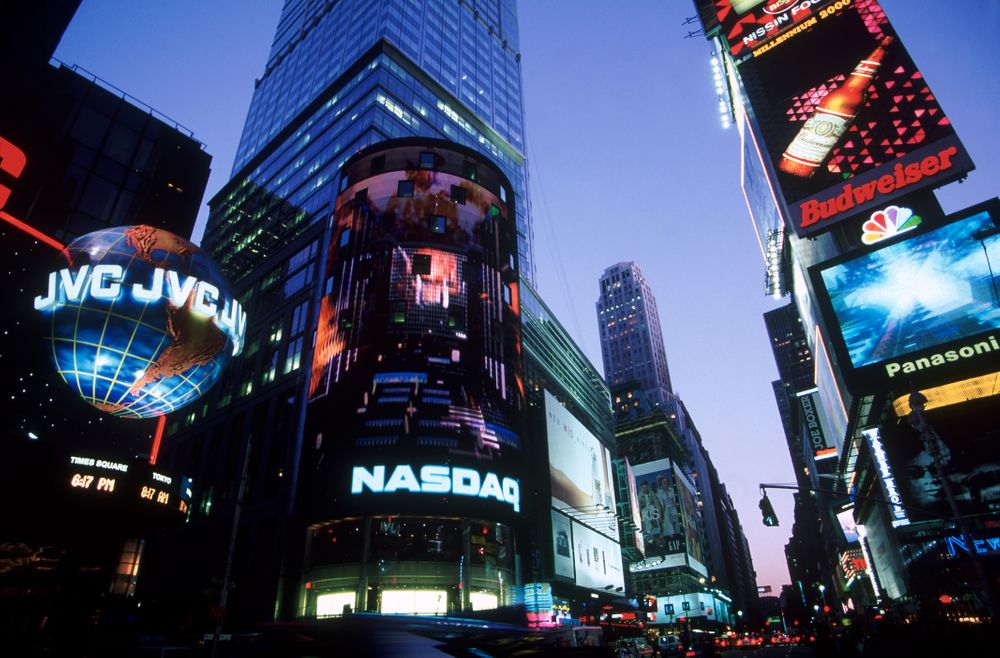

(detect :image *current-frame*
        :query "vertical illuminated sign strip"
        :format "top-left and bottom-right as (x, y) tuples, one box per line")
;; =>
(862, 427), (910, 527)
(149, 415), (167, 465)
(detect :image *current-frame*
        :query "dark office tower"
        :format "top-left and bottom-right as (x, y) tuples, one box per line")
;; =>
(303, 139), (524, 616)
(763, 303), (814, 396)
(596, 262), (673, 411)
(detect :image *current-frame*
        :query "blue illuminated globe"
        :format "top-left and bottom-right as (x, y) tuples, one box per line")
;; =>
(35, 226), (244, 419)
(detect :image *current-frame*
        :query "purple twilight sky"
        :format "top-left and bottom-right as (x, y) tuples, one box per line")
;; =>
(55, 0), (999, 593)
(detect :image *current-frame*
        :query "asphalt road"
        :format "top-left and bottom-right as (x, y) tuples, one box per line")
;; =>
(722, 647), (816, 658)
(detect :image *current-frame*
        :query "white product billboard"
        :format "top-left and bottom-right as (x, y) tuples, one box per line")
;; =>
(571, 519), (625, 592)
(545, 391), (617, 539)
(551, 509), (575, 579)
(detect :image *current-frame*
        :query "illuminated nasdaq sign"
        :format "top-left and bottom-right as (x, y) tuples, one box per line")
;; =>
(350, 464), (520, 512)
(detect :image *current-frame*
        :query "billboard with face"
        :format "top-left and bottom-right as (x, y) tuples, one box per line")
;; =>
(877, 395), (1000, 523)
(811, 200), (1000, 392)
(739, 0), (973, 237)
(633, 460), (684, 560)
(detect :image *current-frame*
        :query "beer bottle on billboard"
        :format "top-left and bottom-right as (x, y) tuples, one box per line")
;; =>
(778, 36), (894, 178)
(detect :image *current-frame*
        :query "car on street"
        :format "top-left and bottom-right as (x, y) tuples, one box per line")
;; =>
(658, 633), (683, 656)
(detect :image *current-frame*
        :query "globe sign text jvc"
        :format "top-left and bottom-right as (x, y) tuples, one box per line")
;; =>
(34, 263), (246, 356)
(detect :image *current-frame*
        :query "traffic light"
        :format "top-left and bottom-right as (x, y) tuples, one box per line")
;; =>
(759, 492), (779, 527)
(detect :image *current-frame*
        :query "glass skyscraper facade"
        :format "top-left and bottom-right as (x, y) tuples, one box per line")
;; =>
(156, 0), (535, 625)
(596, 262), (674, 410)
(202, 0), (533, 284)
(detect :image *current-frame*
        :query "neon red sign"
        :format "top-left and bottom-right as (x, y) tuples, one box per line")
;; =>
(0, 136), (27, 211)
(0, 135), (64, 251)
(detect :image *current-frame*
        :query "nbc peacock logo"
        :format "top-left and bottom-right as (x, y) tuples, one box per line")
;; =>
(861, 205), (922, 245)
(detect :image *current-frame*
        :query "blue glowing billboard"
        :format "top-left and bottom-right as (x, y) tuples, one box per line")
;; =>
(813, 198), (1000, 391)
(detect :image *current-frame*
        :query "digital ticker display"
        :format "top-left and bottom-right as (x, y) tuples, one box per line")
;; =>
(739, 0), (973, 237)
(66, 453), (191, 519)
(813, 200), (1000, 390)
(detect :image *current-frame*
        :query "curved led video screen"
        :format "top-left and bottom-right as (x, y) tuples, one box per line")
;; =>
(306, 141), (524, 523)
(814, 199), (1000, 390)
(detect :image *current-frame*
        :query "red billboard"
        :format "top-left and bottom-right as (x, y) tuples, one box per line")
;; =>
(739, 0), (973, 237)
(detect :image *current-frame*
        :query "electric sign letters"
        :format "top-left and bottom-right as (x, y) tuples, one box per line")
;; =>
(34, 265), (246, 355)
(351, 465), (520, 513)
(862, 428), (909, 527)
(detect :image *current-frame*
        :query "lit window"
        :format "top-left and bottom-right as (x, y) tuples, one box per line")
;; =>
(269, 320), (283, 344)
(419, 152), (435, 169)
(262, 351), (278, 384)
(397, 179), (414, 197)
(430, 216), (447, 234)
(284, 336), (304, 373)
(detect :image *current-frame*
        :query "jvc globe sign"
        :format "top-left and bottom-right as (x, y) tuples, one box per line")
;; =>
(33, 226), (246, 419)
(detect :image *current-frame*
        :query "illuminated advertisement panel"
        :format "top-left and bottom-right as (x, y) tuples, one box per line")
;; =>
(551, 509), (575, 579)
(571, 520), (625, 592)
(840, 547), (867, 583)
(877, 395), (1000, 523)
(632, 460), (684, 562)
(545, 390), (617, 538)
(797, 390), (836, 460)
(837, 506), (860, 543)
(811, 199), (1000, 392)
(740, 0), (973, 237)
(714, 0), (838, 60)
(862, 428), (910, 527)
(305, 141), (524, 523)
(674, 462), (707, 576)
(624, 459), (645, 555)
(631, 460), (705, 575)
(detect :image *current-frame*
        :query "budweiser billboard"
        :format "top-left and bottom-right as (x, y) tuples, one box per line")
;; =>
(739, 0), (973, 237)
